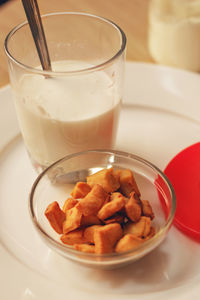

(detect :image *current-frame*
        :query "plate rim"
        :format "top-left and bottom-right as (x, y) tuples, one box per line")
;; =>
(0, 62), (200, 300)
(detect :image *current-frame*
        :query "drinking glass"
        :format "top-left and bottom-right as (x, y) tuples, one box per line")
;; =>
(148, 0), (200, 71)
(5, 12), (126, 172)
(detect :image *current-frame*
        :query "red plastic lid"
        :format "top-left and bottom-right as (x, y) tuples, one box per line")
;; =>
(164, 142), (200, 242)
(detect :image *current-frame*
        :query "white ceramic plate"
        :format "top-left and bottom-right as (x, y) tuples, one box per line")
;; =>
(0, 62), (200, 300)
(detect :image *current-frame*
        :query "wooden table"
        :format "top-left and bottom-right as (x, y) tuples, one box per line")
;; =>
(0, 0), (152, 88)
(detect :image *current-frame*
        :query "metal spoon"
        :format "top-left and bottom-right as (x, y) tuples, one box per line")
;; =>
(21, 0), (52, 72)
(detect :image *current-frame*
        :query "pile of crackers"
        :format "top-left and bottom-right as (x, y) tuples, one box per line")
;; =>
(45, 168), (155, 254)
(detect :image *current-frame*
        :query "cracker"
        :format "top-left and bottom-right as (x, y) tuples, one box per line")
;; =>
(63, 205), (82, 234)
(81, 215), (101, 226)
(116, 169), (141, 197)
(124, 216), (151, 238)
(77, 184), (108, 216)
(144, 226), (156, 241)
(84, 225), (102, 244)
(141, 200), (154, 220)
(103, 213), (124, 225)
(125, 192), (142, 222)
(94, 223), (123, 254)
(61, 228), (85, 245)
(74, 243), (95, 253)
(62, 198), (78, 213)
(71, 182), (91, 199)
(45, 201), (66, 234)
(97, 192), (125, 220)
(115, 234), (143, 253)
(87, 168), (120, 193)
(45, 167), (156, 255)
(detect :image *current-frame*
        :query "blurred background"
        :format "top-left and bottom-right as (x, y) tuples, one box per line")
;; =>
(0, 0), (8, 5)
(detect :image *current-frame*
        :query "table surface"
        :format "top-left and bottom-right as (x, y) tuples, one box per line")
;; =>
(0, 0), (153, 88)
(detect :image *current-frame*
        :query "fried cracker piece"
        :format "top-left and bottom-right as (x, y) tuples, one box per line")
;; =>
(141, 200), (154, 220)
(71, 182), (91, 199)
(84, 225), (102, 244)
(74, 243), (95, 253)
(103, 213), (124, 225)
(63, 205), (82, 234)
(103, 194), (110, 205)
(62, 198), (78, 213)
(115, 234), (143, 253)
(125, 192), (142, 222)
(116, 169), (140, 197)
(97, 192), (126, 220)
(60, 228), (85, 245)
(87, 168), (120, 193)
(76, 184), (108, 216)
(81, 215), (101, 226)
(143, 226), (156, 241)
(94, 223), (123, 254)
(45, 201), (66, 234)
(124, 216), (151, 238)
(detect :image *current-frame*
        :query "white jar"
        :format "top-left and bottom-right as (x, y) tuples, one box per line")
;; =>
(148, 0), (200, 72)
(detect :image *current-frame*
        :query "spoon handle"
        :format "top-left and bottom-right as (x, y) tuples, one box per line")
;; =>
(22, 0), (52, 71)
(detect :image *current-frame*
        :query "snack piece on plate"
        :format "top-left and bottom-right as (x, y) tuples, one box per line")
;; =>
(60, 228), (85, 245)
(97, 192), (126, 220)
(62, 198), (78, 213)
(81, 215), (101, 226)
(87, 168), (120, 193)
(84, 225), (102, 244)
(71, 182), (91, 199)
(125, 192), (142, 222)
(144, 226), (156, 241)
(103, 213), (124, 225)
(77, 184), (108, 216)
(74, 243), (95, 253)
(94, 223), (123, 254)
(63, 205), (82, 234)
(124, 216), (151, 238)
(44, 167), (156, 255)
(115, 234), (143, 253)
(45, 201), (66, 234)
(115, 169), (141, 197)
(141, 200), (155, 220)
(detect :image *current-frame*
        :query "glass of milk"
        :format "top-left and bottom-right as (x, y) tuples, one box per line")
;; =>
(148, 0), (200, 71)
(5, 12), (126, 172)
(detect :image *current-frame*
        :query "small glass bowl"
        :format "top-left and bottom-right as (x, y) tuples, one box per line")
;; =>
(29, 149), (176, 269)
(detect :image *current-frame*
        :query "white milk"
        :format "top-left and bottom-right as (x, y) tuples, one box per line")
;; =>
(148, 0), (200, 71)
(14, 61), (121, 168)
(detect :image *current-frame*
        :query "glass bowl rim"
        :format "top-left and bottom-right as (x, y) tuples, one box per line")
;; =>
(29, 149), (176, 259)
